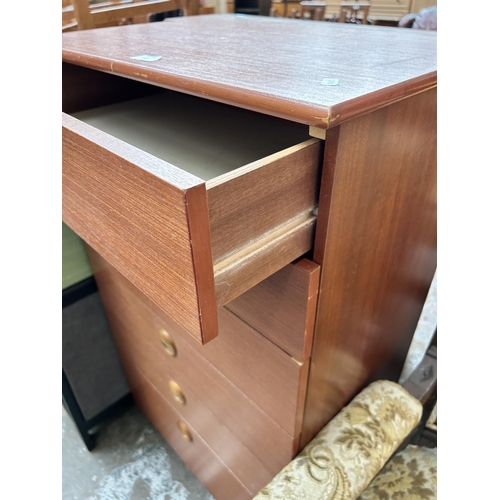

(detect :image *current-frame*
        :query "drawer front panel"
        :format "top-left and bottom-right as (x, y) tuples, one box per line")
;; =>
(89, 248), (298, 470)
(111, 319), (281, 492)
(226, 258), (320, 361)
(128, 367), (253, 500)
(88, 245), (309, 437)
(63, 64), (322, 344)
(207, 141), (321, 307)
(106, 306), (295, 473)
(62, 112), (217, 345)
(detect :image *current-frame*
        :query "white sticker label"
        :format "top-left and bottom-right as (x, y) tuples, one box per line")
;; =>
(130, 55), (162, 62)
(321, 78), (339, 86)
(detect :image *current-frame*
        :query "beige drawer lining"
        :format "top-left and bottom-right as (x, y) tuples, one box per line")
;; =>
(73, 89), (310, 181)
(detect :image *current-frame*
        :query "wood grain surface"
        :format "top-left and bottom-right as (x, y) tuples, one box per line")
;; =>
(207, 139), (321, 262)
(62, 113), (219, 344)
(62, 15), (436, 129)
(63, 64), (321, 340)
(207, 139), (321, 306)
(106, 316), (278, 493)
(300, 88), (437, 448)
(127, 368), (253, 500)
(213, 213), (317, 307)
(226, 259), (321, 361)
(109, 311), (297, 471)
(87, 246), (298, 469)
(87, 246), (307, 437)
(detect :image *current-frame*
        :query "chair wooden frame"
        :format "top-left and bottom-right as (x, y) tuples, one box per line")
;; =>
(67, 0), (185, 31)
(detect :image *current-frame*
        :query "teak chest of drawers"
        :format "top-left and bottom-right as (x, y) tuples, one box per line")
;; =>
(62, 15), (437, 499)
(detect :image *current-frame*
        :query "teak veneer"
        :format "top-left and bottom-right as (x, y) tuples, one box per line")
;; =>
(62, 15), (437, 499)
(63, 73), (321, 344)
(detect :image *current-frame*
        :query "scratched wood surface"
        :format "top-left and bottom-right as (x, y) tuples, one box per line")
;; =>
(62, 14), (436, 129)
(300, 88), (437, 448)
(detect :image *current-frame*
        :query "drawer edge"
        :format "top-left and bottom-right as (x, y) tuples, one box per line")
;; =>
(214, 213), (316, 306)
(63, 113), (219, 344)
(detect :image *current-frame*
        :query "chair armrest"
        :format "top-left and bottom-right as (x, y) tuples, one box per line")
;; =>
(253, 380), (422, 500)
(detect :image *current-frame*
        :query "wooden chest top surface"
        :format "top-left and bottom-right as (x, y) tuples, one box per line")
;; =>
(62, 14), (437, 128)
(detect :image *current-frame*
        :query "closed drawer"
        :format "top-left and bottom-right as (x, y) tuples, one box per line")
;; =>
(89, 247), (299, 471)
(226, 258), (320, 362)
(88, 245), (310, 438)
(62, 62), (322, 345)
(114, 325), (278, 493)
(106, 299), (297, 474)
(128, 367), (253, 500)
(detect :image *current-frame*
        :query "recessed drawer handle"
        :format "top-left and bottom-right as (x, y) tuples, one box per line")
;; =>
(177, 421), (192, 442)
(169, 380), (186, 405)
(158, 329), (177, 357)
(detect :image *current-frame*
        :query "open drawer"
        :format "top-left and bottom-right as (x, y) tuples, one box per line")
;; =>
(62, 63), (322, 344)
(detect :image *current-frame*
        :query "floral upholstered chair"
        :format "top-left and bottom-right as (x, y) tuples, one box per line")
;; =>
(253, 336), (437, 500)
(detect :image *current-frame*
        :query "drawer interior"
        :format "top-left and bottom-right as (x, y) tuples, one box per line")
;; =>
(72, 89), (311, 181)
(64, 62), (311, 182)
(63, 62), (322, 344)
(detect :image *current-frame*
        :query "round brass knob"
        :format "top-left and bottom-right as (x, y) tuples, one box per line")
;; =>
(168, 380), (186, 405)
(177, 421), (192, 442)
(158, 329), (177, 357)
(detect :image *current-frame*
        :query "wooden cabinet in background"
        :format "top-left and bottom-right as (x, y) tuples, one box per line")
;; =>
(62, 15), (437, 499)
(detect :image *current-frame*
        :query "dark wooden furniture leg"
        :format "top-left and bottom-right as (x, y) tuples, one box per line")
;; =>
(63, 368), (96, 451)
